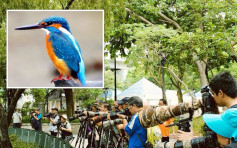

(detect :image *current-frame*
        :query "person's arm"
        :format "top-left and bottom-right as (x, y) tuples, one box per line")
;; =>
(61, 122), (72, 133)
(34, 113), (42, 121)
(116, 124), (124, 130)
(50, 116), (59, 124)
(20, 113), (22, 121)
(124, 115), (138, 136)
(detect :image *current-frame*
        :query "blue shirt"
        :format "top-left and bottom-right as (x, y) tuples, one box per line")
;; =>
(125, 113), (147, 148)
(36, 113), (42, 122)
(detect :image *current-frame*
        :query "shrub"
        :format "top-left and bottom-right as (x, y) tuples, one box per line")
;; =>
(10, 135), (39, 148)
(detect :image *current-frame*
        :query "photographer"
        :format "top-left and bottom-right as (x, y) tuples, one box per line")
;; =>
(158, 99), (175, 142)
(59, 115), (73, 141)
(47, 108), (60, 137)
(12, 109), (22, 128)
(118, 96), (147, 148)
(112, 101), (120, 112)
(118, 97), (130, 110)
(31, 108), (42, 131)
(174, 71), (237, 147)
(202, 109), (237, 147)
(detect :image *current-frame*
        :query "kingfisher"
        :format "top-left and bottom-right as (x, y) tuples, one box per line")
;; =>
(15, 16), (86, 86)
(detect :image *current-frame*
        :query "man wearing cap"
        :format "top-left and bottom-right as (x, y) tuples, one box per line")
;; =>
(119, 96), (147, 148)
(112, 101), (120, 112)
(60, 114), (73, 141)
(48, 108), (60, 137)
(31, 108), (42, 131)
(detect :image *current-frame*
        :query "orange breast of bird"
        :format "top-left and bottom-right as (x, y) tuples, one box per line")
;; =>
(45, 34), (71, 77)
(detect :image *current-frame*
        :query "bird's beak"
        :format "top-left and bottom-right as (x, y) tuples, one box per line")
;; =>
(15, 23), (45, 30)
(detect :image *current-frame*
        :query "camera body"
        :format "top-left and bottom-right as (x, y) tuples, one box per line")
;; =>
(43, 112), (54, 118)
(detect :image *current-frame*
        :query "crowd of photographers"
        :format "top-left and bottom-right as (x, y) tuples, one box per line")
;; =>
(14, 71), (237, 148)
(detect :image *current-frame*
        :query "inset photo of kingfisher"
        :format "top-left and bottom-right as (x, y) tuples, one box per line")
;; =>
(8, 11), (103, 88)
(15, 16), (86, 86)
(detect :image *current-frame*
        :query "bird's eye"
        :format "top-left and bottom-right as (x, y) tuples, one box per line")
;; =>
(46, 21), (53, 26)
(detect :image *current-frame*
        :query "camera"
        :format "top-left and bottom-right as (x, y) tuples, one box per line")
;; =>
(102, 119), (123, 130)
(69, 112), (86, 121)
(43, 112), (54, 118)
(160, 85), (220, 148)
(30, 111), (36, 116)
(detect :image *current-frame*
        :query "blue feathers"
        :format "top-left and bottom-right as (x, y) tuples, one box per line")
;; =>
(47, 24), (86, 86)
(40, 16), (71, 33)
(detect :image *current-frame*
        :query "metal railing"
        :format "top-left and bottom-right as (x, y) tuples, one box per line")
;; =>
(8, 128), (73, 148)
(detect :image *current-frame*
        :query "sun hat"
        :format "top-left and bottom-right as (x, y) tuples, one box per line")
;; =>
(203, 108), (237, 141)
(61, 114), (68, 120)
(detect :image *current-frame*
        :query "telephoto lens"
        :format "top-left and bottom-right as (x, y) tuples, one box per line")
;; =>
(103, 119), (123, 130)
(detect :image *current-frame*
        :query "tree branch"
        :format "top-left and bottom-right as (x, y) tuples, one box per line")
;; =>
(170, 77), (178, 88)
(64, 0), (75, 9)
(125, 8), (155, 26)
(158, 66), (196, 101)
(147, 65), (162, 86)
(157, 10), (183, 32)
(7, 89), (25, 126)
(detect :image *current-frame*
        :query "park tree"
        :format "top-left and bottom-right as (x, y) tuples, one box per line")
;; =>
(107, 0), (237, 102)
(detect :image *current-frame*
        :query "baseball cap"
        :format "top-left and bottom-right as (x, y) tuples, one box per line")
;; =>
(61, 114), (68, 120)
(116, 100), (124, 105)
(203, 108), (237, 141)
(122, 97), (130, 104)
(126, 96), (143, 107)
(51, 107), (58, 111)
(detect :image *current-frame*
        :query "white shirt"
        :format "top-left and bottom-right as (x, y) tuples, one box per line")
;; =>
(48, 115), (60, 132)
(12, 112), (22, 123)
(61, 121), (72, 130)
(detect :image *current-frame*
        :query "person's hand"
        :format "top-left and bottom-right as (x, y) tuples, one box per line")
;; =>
(49, 118), (54, 123)
(107, 113), (111, 120)
(60, 127), (64, 131)
(176, 130), (195, 141)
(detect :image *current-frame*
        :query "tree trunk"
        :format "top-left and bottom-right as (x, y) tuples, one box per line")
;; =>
(7, 89), (25, 126)
(64, 89), (74, 117)
(0, 104), (12, 148)
(195, 60), (208, 87)
(177, 84), (183, 103)
(0, 89), (25, 148)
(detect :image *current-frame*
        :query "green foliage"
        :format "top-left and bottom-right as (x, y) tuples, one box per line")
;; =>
(10, 135), (39, 148)
(20, 108), (32, 117)
(106, 99), (114, 106)
(0, 19), (6, 99)
(21, 115), (49, 123)
(106, 0), (237, 93)
(104, 68), (123, 89)
(30, 89), (46, 103)
(74, 89), (103, 107)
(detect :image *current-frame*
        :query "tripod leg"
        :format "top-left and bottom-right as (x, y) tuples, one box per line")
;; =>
(75, 120), (85, 147)
(98, 122), (104, 147)
(106, 129), (111, 148)
(90, 122), (96, 148)
(79, 125), (86, 148)
(82, 120), (88, 148)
